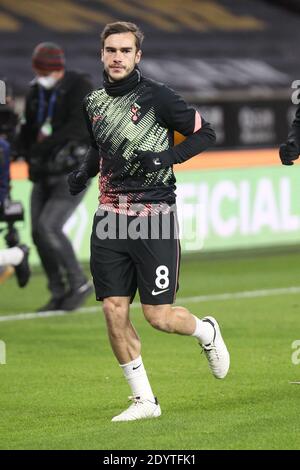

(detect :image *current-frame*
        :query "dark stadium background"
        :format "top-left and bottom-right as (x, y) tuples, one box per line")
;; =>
(1, 0), (300, 149)
(1, 0), (300, 452)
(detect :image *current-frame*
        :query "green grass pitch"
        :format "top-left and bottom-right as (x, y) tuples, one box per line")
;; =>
(1, 251), (300, 450)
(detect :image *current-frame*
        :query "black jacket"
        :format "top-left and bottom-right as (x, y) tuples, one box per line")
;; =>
(19, 70), (93, 180)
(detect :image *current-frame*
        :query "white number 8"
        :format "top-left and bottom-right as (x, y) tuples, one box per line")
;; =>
(155, 265), (169, 289)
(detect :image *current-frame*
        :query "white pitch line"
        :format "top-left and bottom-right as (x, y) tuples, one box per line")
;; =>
(1, 286), (300, 323)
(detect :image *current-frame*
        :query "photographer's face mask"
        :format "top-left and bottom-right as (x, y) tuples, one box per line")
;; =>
(36, 74), (58, 90)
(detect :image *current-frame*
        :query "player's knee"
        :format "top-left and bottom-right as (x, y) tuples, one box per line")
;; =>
(143, 305), (173, 333)
(103, 298), (124, 316)
(103, 298), (128, 331)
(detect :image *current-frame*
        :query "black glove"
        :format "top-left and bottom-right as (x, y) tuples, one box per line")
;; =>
(279, 141), (299, 166)
(132, 150), (173, 172)
(68, 169), (89, 195)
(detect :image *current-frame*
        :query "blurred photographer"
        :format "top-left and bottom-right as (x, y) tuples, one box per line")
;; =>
(0, 101), (30, 287)
(18, 42), (94, 311)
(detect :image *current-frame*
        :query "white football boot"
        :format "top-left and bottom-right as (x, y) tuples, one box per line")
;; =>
(200, 316), (230, 379)
(111, 396), (161, 422)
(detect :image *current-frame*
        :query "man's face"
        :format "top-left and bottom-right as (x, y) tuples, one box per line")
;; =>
(101, 32), (141, 82)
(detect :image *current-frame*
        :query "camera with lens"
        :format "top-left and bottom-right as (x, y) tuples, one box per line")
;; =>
(0, 104), (24, 247)
(48, 140), (89, 174)
(0, 198), (24, 224)
(0, 106), (18, 144)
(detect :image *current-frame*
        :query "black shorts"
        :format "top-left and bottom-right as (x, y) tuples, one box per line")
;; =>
(90, 210), (181, 305)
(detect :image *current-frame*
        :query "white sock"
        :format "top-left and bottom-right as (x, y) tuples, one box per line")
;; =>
(120, 355), (155, 402)
(0, 247), (24, 267)
(191, 315), (214, 345)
